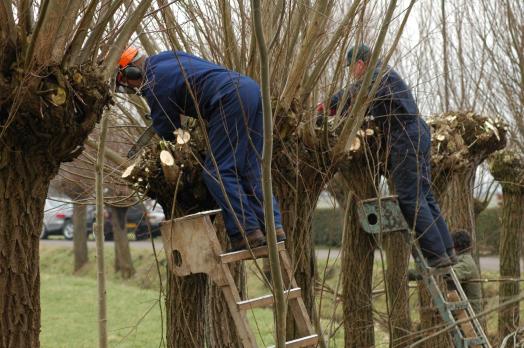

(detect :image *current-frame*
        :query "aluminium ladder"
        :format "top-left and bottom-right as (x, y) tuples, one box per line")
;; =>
(357, 196), (490, 348)
(160, 209), (319, 348)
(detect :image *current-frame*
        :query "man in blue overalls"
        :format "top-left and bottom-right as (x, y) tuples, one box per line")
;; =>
(320, 44), (456, 267)
(116, 47), (285, 251)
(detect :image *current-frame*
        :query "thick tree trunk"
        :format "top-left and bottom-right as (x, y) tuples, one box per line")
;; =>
(435, 168), (477, 261)
(383, 232), (412, 347)
(338, 167), (377, 348)
(166, 273), (207, 347)
(111, 207), (135, 279)
(497, 189), (523, 344)
(206, 216), (246, 347)
(273, 164), (324, 339)
(489, 151), (524, 345)
(0, 151), (56, 348)
(73, 203), (88, 272)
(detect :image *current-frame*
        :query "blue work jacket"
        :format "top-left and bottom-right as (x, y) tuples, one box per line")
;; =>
(142, 51), (247, 140)
(330, 62), (420, 137)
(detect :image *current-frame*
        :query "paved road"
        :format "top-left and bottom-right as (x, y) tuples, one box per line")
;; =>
(40, 240), (507, 272)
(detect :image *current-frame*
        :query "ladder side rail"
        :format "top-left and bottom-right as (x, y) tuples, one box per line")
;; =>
(447, 268), (491, 347)
(278, 250), (316, 337)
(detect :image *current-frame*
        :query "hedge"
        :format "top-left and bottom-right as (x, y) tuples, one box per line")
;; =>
(313, 207), (502, 253)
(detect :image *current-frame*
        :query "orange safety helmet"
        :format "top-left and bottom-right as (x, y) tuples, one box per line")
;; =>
(117, 47), (144, 85)
(119, 47), (139, 69)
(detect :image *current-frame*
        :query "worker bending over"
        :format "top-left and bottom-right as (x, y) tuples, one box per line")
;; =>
(319, 44), (456, 267)
(116, 48), (285, 251)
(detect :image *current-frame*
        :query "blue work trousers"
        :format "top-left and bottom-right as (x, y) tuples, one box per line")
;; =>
(387, 120), (453, 259)
(201, 78), (283, 238)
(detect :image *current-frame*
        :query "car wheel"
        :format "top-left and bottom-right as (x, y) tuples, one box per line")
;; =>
(40, 224), (48, 240)
(62, 220), (74, 240)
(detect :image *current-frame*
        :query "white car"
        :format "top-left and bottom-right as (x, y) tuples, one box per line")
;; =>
(41, 199), (74, 240)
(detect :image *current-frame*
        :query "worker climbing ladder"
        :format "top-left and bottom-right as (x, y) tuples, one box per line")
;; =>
(358, 196), (491, 348)
(160, 209), (319, 348)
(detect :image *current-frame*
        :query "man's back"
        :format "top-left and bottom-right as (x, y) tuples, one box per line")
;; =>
(454, 253), (483, 313)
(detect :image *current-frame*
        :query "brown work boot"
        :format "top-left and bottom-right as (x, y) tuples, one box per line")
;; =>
(276, 228), (287, 242)
(228, 229), (267, 252)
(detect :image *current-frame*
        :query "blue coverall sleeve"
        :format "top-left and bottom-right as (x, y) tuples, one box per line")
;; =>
(330, 83), (361, 116)
(147, 90), (180, 141)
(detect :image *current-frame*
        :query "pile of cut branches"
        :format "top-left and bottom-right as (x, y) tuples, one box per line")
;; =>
(429, 111), (507, 172)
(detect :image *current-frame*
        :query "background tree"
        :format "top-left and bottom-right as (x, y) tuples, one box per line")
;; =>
(489, 150), (524, 346)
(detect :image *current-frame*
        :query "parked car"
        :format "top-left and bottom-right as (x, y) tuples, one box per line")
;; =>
(41, 198), (165, 241)
(41, 199), (74, 240)
(86, 206), (113, 240)
(125, 203), (164, 240)
(89, 203), (164, 241)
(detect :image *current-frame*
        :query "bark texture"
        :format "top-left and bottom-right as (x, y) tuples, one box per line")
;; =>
(73, 204), (88, 272)
(489, 150), (524, 345)
(337, 165), (378, 348)
(0, 152), (51, 348)
(206, 215), (246, 348)
(0, 61), (109, 346)
(383, 231), (412, 347)
(272, 135), (334, 339)
(111, 207), (135, 279)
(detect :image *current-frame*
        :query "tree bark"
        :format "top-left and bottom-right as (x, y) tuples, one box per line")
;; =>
(489, 150), (524, 345)
(73, 203), (88, 272)
(497, 189), (523, 344)
(0, 151), (53, 348)
(273, 150), (327, 339)
(111, 206), (135, 279)
(383, 231), (412, 347)
(338, 167), (377, 348)
(206, 216), (246, 348)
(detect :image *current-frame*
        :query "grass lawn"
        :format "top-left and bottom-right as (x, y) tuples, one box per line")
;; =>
(41, 272), (164, 348)
(40, 243), (506, 347)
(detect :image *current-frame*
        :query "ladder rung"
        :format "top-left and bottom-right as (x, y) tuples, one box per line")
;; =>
(237, 288), (301, 311)
(464, 337), (488, 345)
(285, 334), (319, 347)
(268, 334), (319, 348)
(220, 242), (286, 264)
(446, 300), (470, 311)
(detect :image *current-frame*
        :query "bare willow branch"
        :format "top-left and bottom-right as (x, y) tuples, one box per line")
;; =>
(31, 0), (73, 64)
(280, 0), (331, 109)
(63, 0), (98, 68)
(103, 0), (154, 79)
(137, 22), (158, 55)
(78, 0), (126, 65)
(252, 1), (287, 345)
(332, 0), (402, 158)
(300, 0), (362, 103)
(0, 0), (17, 46)
(95, 112), (110, 348)
(220, 0), (240, 70)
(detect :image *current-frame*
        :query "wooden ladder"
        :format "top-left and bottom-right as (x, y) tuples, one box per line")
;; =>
(160, 209), (319, 348)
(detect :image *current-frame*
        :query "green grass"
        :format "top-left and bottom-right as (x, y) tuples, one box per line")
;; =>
(41, 272), (164, 348)
(40, 244), (508, 347)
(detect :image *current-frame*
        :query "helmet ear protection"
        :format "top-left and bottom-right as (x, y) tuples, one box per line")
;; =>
(117, 48), (144, 87)
(121, 64), (143, 81)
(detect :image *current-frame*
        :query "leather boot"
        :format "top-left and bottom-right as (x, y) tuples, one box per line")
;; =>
(276, 228), (287, 242)
(228, 229), (267, 252)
